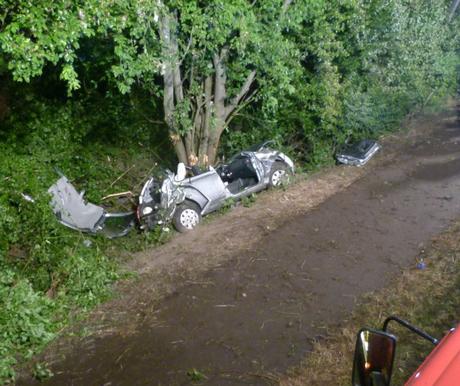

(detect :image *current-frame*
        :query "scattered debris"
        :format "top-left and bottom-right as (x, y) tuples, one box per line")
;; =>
(21, 193), (35, 203)
(101, 191), (134, 201)
(83, 239), (92, 248)
(109, 164), (136, 187)
(48, 176), (135, 238)
(416, 257), (427, 270)
(336, 139), (380, 166)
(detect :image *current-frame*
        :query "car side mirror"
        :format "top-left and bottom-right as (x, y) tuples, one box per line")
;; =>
(352, 328), (396, 386)
(175, 163), (186, 182)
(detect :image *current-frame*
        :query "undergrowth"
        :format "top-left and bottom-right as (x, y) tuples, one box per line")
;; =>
(0, 101), (171, 383)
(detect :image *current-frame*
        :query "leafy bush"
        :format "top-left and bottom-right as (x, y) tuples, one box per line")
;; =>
(0, 149), (120, 382)
(0, 268), (58, 381)
(0, 99), (166, 382)
(223, 1), (458, 167)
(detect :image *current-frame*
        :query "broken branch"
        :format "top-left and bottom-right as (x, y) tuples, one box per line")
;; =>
(101, 191), (134, 201)
(110, 165), (136, 187)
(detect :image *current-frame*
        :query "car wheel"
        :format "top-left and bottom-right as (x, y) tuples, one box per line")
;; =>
(173, 200), (202, 232)
(269, 162), (290, 187)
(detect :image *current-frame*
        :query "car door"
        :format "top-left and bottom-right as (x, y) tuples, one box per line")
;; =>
(247, 152), (265, 184)
(185, 167), (229, 214)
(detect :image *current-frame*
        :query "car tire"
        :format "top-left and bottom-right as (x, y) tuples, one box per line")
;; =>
(173, 200), (202, 232)
(269, 162), (290, 188)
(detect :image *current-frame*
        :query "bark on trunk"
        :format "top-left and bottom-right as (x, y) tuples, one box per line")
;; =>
(198, 75), (213, 166)
(158, 10), (187, 164)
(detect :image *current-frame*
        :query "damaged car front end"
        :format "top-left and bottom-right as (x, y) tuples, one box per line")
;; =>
(136, 166), (187, 231)
(137, 141), (295, 232)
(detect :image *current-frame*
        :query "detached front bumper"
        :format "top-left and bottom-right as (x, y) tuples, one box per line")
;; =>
(48, 176), (135, 238)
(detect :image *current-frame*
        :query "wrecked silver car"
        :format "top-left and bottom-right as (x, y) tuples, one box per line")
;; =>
(138, 141), (294, 232)
(49, 141), (294, 236)
(336, 139), (380, 166)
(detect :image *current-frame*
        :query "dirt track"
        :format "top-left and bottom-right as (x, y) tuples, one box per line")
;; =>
(18, 104), (460, 385)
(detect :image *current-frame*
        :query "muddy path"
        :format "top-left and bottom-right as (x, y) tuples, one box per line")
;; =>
(19, 106), (460, 385)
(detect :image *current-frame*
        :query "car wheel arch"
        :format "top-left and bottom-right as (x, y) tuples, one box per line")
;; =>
(182, 186), (207, 212)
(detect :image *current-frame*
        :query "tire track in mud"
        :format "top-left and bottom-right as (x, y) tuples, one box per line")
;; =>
(19, 108), (460, 385)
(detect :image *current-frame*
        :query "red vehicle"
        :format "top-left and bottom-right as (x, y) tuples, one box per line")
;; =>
(352, 316), (460, 386)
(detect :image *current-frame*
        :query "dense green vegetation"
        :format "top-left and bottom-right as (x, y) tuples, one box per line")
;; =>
(0, 0), (459, 382)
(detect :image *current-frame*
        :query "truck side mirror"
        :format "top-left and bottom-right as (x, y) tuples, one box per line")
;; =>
(352, 328), (396, 386)
(175, 163), (186, 182)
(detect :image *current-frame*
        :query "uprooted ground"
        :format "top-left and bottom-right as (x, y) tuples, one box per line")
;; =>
(18, 104), (460, 385)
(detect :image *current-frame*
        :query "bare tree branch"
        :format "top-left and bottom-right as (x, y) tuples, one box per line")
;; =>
(282, 0), (293, 13)
(224, 70), (256, 119)
(449, 0), (460, 22)
(179, 30), (194, 66)
(226, 90), (258, 127)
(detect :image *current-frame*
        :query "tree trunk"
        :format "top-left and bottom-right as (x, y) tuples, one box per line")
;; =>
(158, 10), (187, 164)
(158, 10), (259, 166)
(449, 0), (460, 22)
(198, 75), (213, 166)
(207, 120), (224, 165)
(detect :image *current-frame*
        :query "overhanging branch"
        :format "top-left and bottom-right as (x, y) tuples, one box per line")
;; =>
(226, 89), (258, 126)
(224, 70), (256, 119)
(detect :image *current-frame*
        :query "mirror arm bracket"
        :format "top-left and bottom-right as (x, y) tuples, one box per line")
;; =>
(383, 316), (439, 345)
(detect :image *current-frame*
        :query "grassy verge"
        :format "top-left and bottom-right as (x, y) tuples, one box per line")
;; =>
(281, 220), (460, 386)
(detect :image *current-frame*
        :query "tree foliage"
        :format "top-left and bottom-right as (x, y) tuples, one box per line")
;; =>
(255, 0), (459, 163)
(1, 0), (458, 164)
(110, 0), (301, 164)
(1, 0), (302, 164)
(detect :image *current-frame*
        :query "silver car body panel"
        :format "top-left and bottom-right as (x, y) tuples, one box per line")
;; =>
(182, 168), (229, 215)
(49, 176), (134, 238)
(48, 176), (105, 232)
(247, 152), (265, 182)
(138, 177), (154, 205)
(336, 140), (380, 167)
(181, 148), (294, 214)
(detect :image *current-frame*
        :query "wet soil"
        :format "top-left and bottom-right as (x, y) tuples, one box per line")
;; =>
(19, 106), (460, 385)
